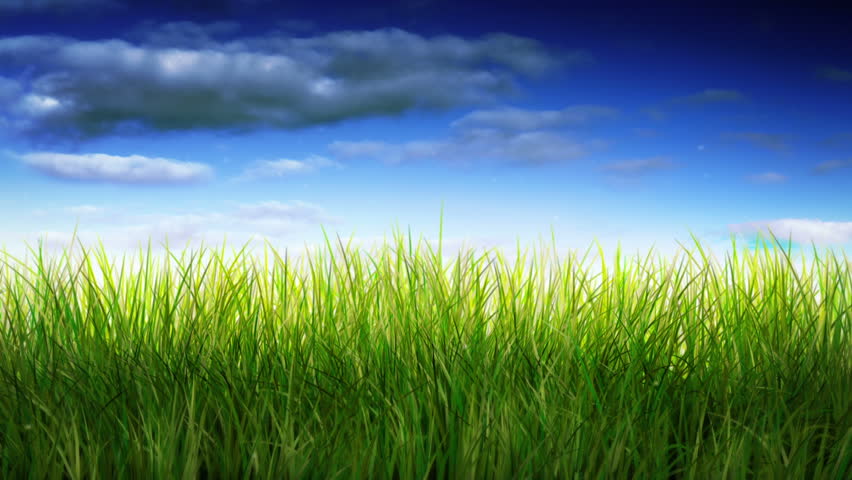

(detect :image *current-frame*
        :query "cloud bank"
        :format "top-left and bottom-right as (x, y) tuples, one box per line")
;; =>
(0, 27), (581, 139)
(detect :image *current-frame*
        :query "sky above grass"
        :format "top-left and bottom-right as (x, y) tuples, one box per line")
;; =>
(1, 0), (851, 273)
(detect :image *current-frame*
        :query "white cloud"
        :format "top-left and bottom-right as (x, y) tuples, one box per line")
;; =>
(728, 218), (852, 246)
(18, 152), (214, 184)
(233, 155), (342, 182)
(18, 94), (64, 115)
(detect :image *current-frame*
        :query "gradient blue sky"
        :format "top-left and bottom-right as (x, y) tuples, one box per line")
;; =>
(1, 0), (851, 271)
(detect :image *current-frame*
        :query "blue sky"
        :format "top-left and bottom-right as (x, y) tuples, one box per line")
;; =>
(1, 0), (851, 274)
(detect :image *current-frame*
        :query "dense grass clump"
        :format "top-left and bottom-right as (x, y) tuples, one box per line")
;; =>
(0, 221), (849, 479)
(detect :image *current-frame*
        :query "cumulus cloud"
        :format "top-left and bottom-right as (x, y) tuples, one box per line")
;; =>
(817, 66), (852, 83)
(812, 159), (852, 174)
(450, 105), (618, 131)
(331, 129), (604, 167)
(17, 152), (214, 184)
(746, 172), (788, 184)
(728, 218), (852, 246)
(0, 27), (578, 138)
(233, 155), (342, 182)
(722, 132), (791, 152)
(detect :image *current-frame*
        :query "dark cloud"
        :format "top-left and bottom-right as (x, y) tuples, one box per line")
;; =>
(0, 27), (578, 139)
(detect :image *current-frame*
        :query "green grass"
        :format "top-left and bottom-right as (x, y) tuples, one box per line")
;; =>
(0, 214), (849, 479)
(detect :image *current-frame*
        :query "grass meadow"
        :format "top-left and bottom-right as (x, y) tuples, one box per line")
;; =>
(0, 214), (849, 479)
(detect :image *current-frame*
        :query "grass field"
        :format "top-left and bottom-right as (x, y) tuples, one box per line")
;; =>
(0, 215), (849, 478)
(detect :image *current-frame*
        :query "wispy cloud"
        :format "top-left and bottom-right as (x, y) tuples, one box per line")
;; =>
(0, 0), (117, 11)
(822, 132), (852, 148)
(234, 200), (341, 228)
(643, 88), (747, 121)
(331, 129), (604, 167)
(632, 128), (659, 138)
(233, 155), (343, 182)
(812, 159), (852, 174)
(746, 172), (788, 184)
(331, 105), (610, 167)
(816, 66), (852, 83)
(0, 27), (583, 139)
(66, 204), (107, 215)
(450, 105), (618, 131)
(729, 218), (852, 246)
(642, 107), (667, 121)
(722, 132), (791, 152)
(599, 156), (678, 177)
(671, 88), (747, 105)
(10, 200), (342, 258)
(17, 152), (214, 184)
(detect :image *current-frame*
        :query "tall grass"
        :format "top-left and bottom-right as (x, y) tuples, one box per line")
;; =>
(0, 215), (849, 479)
